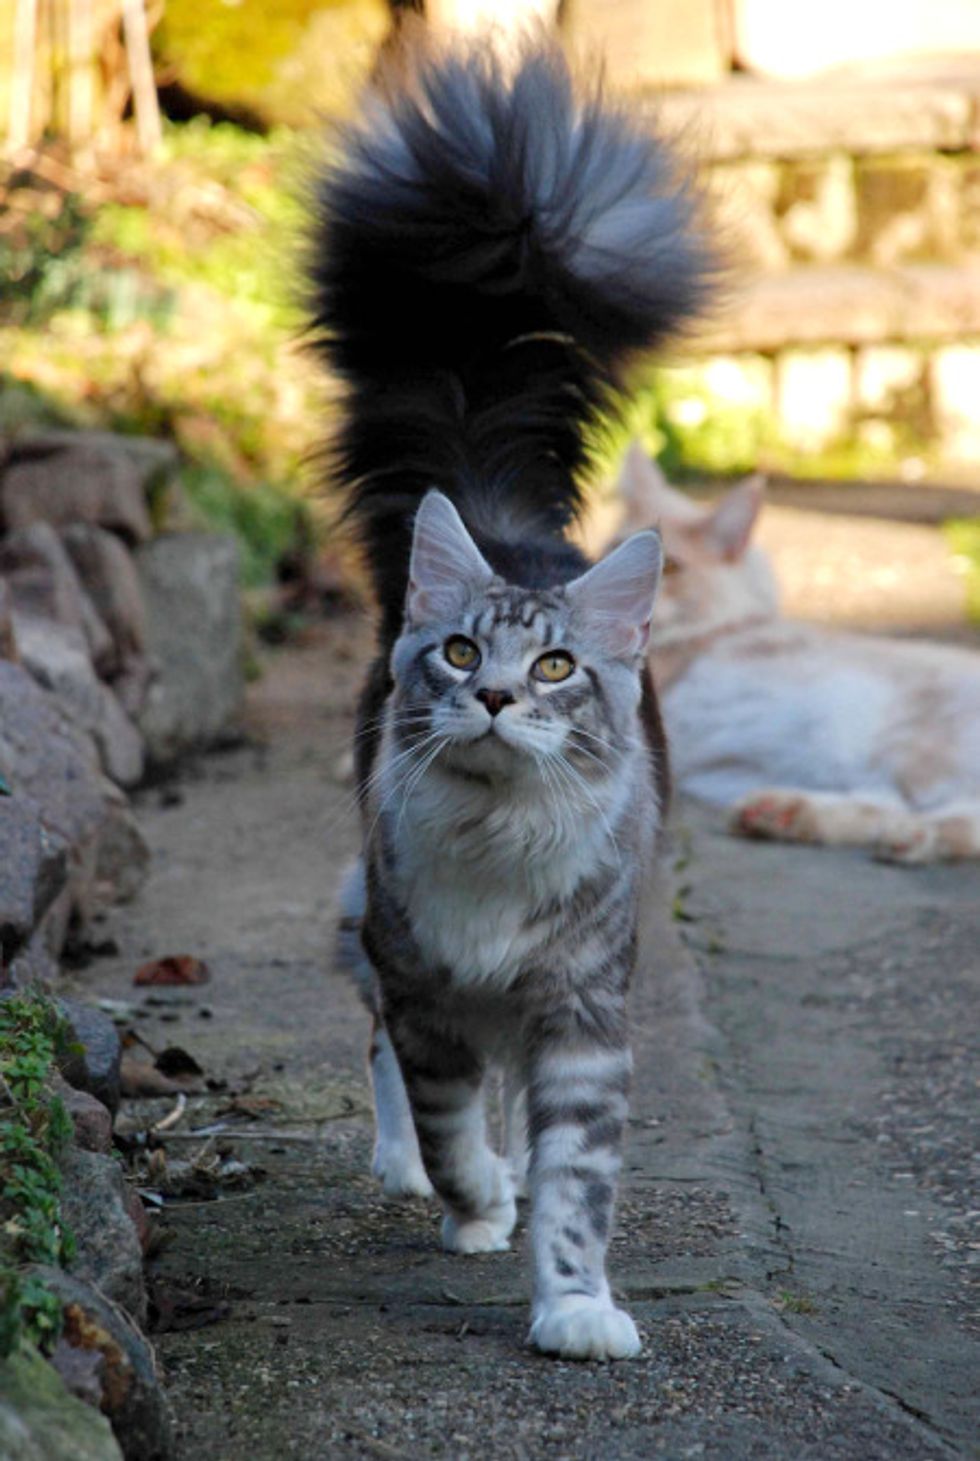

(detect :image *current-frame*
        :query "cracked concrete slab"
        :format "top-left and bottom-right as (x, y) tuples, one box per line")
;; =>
(79, 626), (977, 1458)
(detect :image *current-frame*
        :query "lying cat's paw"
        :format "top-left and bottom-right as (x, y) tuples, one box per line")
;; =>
(529, 1297), (641, 1361)
(372, 1144), (434, 1199)
(442, 1197), (516, 1254)
(731, 791), (816, 843)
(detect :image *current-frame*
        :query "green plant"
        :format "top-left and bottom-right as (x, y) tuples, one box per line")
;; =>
(0, 993), (77, 1356)
(0, 193), (91, 327)
(181, 465), (308, 588)
(945, 517), (980, 624)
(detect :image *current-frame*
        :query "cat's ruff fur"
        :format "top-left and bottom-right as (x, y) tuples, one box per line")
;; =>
(312, 46), (710, 1360)
(615, 445), (980, 863)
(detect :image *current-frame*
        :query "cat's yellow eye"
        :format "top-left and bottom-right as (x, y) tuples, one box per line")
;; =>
(533, 650), (575, 683)
(444, 635), (481, 670)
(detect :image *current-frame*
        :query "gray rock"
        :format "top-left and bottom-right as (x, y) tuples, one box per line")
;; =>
(0, 662), (105, 847)
(0, 661), (106, 934)
(59, 1146), (146, 1324)
(0, 578), (16, 660)
(136, 532), (244, 763)
(0, 1345), (123, 1461)
(0, 798), (68, 967)
(7, 925), (61, 988)
(60, 524), (148, 673)
(0, 433), (176, 546)
(110, 654), (156, 720)
(57, 998), (122, 1115)
(94, 780), (151, 906)
(39, 881), (79, 961)
(27, 1267), (173, 1461)
(0, 521), (113, 673)
(51, 1071), (113, 1153)
(13, 616), (144, 789)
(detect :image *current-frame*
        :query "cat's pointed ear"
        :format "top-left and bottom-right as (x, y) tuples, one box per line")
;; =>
(566, 530), (662, 659)
(699, 475), (765, 562)
(614, 442), (699, 529)
(407, 491), (494, 625)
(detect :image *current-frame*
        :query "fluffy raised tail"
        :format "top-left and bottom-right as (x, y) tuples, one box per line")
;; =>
(307, 43), (712, 630)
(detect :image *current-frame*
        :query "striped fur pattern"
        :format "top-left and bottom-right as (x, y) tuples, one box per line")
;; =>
(312, 44), (711, 1359)
(349, 495), (661, 1359)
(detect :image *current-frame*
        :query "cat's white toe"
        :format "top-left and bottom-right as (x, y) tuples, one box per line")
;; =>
(442, 1199), (516, 1254)
(372, 1145), (434, 1199)
(529, 1297), (641, 1361)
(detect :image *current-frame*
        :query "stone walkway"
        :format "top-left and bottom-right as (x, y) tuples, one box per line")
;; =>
(77, 619), (978, 1459)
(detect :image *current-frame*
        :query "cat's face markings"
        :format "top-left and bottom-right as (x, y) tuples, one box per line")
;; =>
(421, 587), (587, 762)
(392, 489), (660, 781)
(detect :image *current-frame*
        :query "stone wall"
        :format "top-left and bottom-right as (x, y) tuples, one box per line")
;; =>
(643, 72), (980, 467)
(0, 430), (244, 991)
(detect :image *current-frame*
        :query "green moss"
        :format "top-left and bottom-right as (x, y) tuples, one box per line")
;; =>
(0, 995), (77, 1357)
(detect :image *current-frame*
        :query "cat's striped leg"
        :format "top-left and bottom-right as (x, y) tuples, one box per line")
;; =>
(388, 1013), (516, 1254)
(525, 1019), (640, 1361)
(502, 1062), (529, 1199)
(368, 1018), (433, 1198)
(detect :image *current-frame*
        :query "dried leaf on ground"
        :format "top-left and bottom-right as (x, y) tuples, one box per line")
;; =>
(134, 954), (210, 986)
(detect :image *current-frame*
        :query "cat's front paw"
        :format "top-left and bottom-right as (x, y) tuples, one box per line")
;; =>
(529, 1296), (641, 1361)
(372, 1143), (434, 1199)
(731, 790), (815, 843)
(442, 1197), (516, 1254)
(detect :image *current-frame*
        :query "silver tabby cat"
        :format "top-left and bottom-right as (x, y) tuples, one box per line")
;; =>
(312, 43), (710, 1360)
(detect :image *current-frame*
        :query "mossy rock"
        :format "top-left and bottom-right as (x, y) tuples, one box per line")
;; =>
(154, 0), (390, 127)
(0, 1346), (122, 1461)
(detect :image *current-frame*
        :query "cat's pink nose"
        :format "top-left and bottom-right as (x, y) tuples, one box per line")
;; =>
(476, 688), (515, 717)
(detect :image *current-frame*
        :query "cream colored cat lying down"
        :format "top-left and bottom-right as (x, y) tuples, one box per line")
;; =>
(612, 445), (980, 863)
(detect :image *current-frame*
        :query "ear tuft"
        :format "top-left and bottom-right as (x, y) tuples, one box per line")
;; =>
(407, 491), (494, 625)
(566, 529), (662, 659)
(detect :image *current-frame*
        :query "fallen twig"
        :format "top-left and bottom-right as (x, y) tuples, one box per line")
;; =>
(152, 1093), (187, 1133)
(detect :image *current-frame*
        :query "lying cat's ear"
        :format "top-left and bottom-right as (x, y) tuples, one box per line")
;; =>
(407, 491), (494, 625)
(566, 530), (662, 658)
(700, 475), (765, 561)
(614, 442), (699, 529)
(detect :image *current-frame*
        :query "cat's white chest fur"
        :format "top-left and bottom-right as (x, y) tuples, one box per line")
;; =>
(386, 766), (614, 989)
